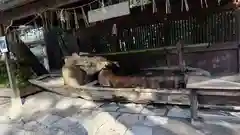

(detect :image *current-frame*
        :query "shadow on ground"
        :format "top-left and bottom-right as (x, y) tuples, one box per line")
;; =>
(0, 90), (239, 135)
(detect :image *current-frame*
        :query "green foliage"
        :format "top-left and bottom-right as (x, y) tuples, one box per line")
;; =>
(0, 62), (33, 88)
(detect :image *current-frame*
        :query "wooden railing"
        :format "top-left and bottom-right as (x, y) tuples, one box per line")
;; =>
(90, 10), (238, 53)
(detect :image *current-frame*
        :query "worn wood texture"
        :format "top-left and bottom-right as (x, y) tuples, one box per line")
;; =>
(7, 34), (49, 76)
(88, 42), (239, 76)
(29, 73), (240, 106)
(62, 53), (112, 88)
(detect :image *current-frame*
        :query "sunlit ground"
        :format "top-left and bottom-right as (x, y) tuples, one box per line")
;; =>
(0, 91), (239, 135)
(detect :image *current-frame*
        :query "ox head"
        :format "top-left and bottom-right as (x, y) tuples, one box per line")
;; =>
(96, 61), (120, 71)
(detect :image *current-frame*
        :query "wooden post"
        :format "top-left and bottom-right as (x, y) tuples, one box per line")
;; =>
(176, 41), (185, 71)
(190, 90), (198, 123)
(0, 25), (21, 105)
(234, 9), (240, 73)
(42, 44), (49, 71)
(176, 40), (187, 88)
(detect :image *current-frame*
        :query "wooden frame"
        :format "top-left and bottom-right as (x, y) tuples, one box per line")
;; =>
(29, 73), (240, 122)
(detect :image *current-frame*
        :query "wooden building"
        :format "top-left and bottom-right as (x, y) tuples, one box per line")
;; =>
(0, 0), (239, 75)
(2, 0), (240, 121)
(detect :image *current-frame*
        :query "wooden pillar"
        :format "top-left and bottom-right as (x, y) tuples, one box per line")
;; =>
(176, 41), (187, 88)
(190, 90), (198, 123)
(42, 44), (49, 71)
(176, 41), (185, 71)
(234, 9), (240, 73)
(0, 25), (21, 105)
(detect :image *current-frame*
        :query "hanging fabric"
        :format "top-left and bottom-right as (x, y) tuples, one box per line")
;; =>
(13, 31), (17, 43)
(65, 11), (71, 30)
(165, 0), (171, 14)
(34, 20), (38, 30)
(101, 0), (107, 13)
(33, 20), (38, 39)
(73, 10), (79, 30)
(4, 20), (13, 34)
(152, 0), (157, 13)
(81, 7), (90, 27)
(200, 0), (208, 8)
(43, 11), (49, 30)
(88, 4), (96, 27)
(38, 13), (45, 30)
(140, 0), (145, 11)
(112, 24), (117, 35)
(181, 0), (189, 12)
(49, 11), (54, 29)
(58, 10), (65, 29)
(60, 9), (66, 22)
(204, 0), (208, 8)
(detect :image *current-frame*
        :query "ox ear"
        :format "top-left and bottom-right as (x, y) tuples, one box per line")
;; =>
(64, 56), (69, 63)
(96, 61), (110, 71)
(112, 61), (120, 67)
(72, 53), (79, 57)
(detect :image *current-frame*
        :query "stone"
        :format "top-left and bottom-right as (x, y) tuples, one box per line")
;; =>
(51, 117), (79, 131)
(36, 114), (62, 126)
(117, 103), (145, 113)
(141, 105), (167, 116)
(51, 106), (79, 118)
(99, 102), (120, 112)
(117, 113), (145, 127)
(55, 97), (75, 110)
(80, 101), (102, 110)
(167, 106), (190, 118)
(0, 124), (14, 134)
(24, 121), (40, 131)
(68, 123), (88, 135)
(141, 116), (169, 127)
(129, 125), (153, 135)
(23, 130), (43, 135)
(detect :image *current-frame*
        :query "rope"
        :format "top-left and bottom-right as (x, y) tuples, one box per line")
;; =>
(49, 0), (99, 11)
(2, 0), (217, 32)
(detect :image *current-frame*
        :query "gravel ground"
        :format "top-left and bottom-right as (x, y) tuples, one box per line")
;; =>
(0, 91), (239, 135)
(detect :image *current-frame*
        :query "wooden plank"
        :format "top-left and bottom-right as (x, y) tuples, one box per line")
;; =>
(0, 25), (22, 106)
(190, 90), (198, 122)
(83, 41), (238, 56)
(0, 0), (82, 24)
(197, 91), (240, 96)
(0, 0), (37, 11)
(187, 75), (240, 90)
(29, 78), (190, 94)
(234, 9), (240, 72)
(0, 87), (42, 98)
(8, 39), (49, 76)
(84, 43), (210, 56)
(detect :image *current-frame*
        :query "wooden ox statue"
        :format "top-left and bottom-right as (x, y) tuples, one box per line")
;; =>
(62, 53), (87, 88)
(98, 63), (189, 89)
(98, 63), (163, 88)
(62, 53), (115, 88)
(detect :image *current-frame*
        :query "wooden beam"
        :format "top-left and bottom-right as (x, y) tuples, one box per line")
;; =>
(0, 0), (82, 24)
(0, 0), (36, 11)
(0, 25), (22, 107)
